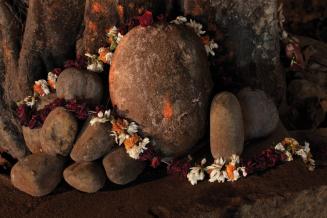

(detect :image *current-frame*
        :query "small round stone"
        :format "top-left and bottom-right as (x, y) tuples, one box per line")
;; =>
(56, 68), (103, 105)
(40, 107), (78, 156)
(22, 127), (42, 154)
(71, 121), (114, 162)
(210, 92), (244, 159)
(63, 162), (106, 193)
(102, 147), (145, 185)
(237, 88), (279, 140)
(10, 153), (65, 197)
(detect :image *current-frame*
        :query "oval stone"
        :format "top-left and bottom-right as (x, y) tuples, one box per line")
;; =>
(56, 68), (103, 105)
(40, 107), (78, 156)
(237, 88), (279, 140)
(22, 127), (42, 154)
(102, 147), (145, 185)
(10, 153), (65, 196)
(70, 122), (114, 162)
(210, 92), (244, 159)
(63, 162), (106, 193)
(109, 24), (213, 157)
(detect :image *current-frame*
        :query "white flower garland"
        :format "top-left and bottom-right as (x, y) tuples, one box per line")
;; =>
(170, 16), (218, 56)
(90, 110), (150, 160)
(187, 138), (315, 185)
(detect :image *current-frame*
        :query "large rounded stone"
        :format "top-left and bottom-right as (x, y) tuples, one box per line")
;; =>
(56, 68), (103, 105)
(70, 122), (114, 162)
(22, 127), (42, 154)
(237, 88), (279, 140)
(109, 24), (213, 157)
(102, 147), (145, 185)
(210, 92), (244, 159)
(40, 107), (78, 156)
(63, 162), (106, 193)
(10, 153), (65, 196)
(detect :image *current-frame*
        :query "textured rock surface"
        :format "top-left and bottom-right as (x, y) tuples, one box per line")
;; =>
(71, 122), (114, 162)
(210, 92), (244, 159)
(63, 162), (106, 193)
(109, 24), (213, 157)
(40, 107), (78, 156)
(283, 79), (326, 130)
(56, 68), (103, 105)
(183, 0), (285, 105)
(237, 88), (279, 140)
(22, 127), (42, 154)
(10, 153), (64, 197)
(102, 147), (145, 185)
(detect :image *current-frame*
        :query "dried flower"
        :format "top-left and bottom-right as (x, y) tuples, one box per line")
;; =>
(204, 39), (218, 56)
(85, 53), (104, 72)
(186, 19), (206, 36)
(33, 80), (50, 96)
(170, 16), (187, 25)
(47, 72), (58, 90)
(138, 11), (153, 27)
(187, 158), (207, 185)
(90, 110), (111, 126)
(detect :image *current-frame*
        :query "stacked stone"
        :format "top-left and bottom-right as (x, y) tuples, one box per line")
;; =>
(13, 68), (145, 196)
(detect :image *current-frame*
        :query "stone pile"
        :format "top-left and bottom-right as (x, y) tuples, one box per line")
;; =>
(10, 24), (280, 197)
(13, 68), (145, 196)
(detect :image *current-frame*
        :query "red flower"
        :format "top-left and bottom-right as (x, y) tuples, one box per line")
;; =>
(151, 156), (161, 168)
(138, 11), (153, 27)
(52, 68), (62, 76)
(64, 55), (87, 70)
(167, 159), (192, 178)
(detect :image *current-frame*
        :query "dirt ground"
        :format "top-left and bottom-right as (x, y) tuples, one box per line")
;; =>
(1, 126), (327, 218)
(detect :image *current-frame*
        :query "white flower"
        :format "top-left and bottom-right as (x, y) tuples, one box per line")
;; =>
(275, 143), (285, 151)
(118, 133), (128, 146)
(90, 110), (111, 126)
(116, 33), (124, 44)
(107, 26), (118, 38)
(47, 72), (58, 88)
(187, 166), (205, 185)
(285, 151), (293, 162)
(23, 96), (37, 107)
(308, 158), (315, 171)
(206, 158), (226, 183)
(204, 39), (218, 56)
(35, 80), (50, 96)
(230, 154), (240, 165)
(295, 148), (307, 161)
(104, 52), (113, 64)
(127, 122), (138, 135)
(200, 158), (207, 166)
(138, 137), (150, 150)
(87, 61), (104, 72)
(206, 158), (225, 172)
(85, 53), (104, 72)
(208, 169), (225, 183)
(170, 16), (187, 25)
(186, 19), (206, 36)
(126, 138), (150, 159)
(126, 145), (143, 159)
(238, 167), (247, 177)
